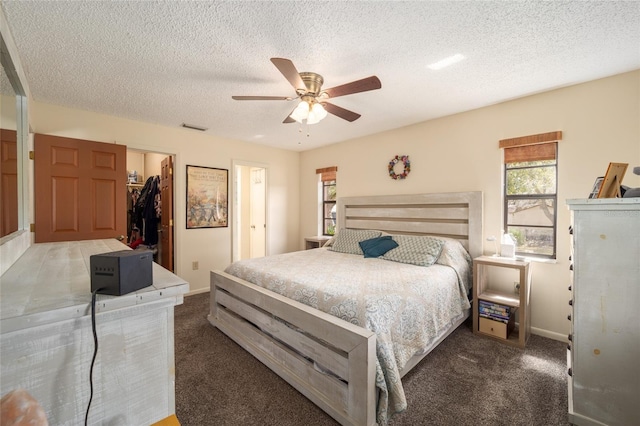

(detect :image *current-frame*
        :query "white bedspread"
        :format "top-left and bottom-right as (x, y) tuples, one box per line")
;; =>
(224, 240), (472, 424)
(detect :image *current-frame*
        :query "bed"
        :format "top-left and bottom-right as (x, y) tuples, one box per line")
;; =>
(209, 192), (483, 425)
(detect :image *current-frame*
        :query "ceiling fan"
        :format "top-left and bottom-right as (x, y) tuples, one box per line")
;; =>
(232, 58), (381, 124)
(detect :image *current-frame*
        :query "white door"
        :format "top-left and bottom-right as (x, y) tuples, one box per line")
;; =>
(249, 167), (266, 258)
(232, 162), (268, 262)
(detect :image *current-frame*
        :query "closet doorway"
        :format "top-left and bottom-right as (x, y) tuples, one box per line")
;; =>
(232, 161), (267, 262)
(126, 149), (175, 272)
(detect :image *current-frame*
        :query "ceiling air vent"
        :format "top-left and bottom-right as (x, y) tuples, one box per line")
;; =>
(181, 123), (208, 131)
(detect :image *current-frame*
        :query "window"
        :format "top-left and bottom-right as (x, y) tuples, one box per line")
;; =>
(500, 132), (561, 259)
(316, 167), (337, 236)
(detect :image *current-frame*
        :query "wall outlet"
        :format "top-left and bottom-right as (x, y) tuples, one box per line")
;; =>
(514, 281), (520, 294)
(192, 261), (199, 270)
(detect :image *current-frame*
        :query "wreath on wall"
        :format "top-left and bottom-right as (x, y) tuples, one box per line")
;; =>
(388, 155), (411, 180)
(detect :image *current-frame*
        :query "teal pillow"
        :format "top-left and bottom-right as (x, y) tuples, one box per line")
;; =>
(359, 236), (399, 258)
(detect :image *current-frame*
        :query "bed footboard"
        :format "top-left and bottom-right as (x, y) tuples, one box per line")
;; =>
(208, 271), (377, 426)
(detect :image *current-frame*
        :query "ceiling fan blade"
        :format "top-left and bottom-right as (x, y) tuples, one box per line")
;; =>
(322, 102), (361, 122)
(232, 96), (292, 101)
(283, 106), (297, 123)
(323, 76), (381, 99)
(270, 58), (306, 91)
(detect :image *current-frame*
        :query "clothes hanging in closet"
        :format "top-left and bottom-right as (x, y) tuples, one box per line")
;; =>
(132, 175), (161, 246)
(127, 187), (141, 243)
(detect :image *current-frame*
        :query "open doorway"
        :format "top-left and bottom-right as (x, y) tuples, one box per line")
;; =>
(126, 149), (175, 272)
(232, 161), (268, 262)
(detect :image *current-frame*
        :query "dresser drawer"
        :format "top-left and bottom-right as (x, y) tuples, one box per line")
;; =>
(479, 317), (514, 339)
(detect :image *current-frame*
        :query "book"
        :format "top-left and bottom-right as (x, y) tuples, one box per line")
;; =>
(478, 299), (517, 323)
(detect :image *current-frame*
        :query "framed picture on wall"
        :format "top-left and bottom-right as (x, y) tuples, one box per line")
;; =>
(186, 165), (228, 228)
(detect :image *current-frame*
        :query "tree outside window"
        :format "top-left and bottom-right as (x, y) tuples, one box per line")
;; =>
(323, 179), (336, 235)
(316, 166), (338, 236)
(503, 142), (558, 259)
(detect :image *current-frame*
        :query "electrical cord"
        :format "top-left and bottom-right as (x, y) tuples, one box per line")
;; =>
(85, 289), (102, 426)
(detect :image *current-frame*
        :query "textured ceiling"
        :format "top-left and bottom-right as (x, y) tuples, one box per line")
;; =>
(2, 1), (639, 152)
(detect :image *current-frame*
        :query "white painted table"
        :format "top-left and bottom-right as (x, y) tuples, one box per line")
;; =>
(0, 239), (189, 425)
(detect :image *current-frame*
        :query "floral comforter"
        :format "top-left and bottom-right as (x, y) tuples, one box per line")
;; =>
(224, 239), (472, 424)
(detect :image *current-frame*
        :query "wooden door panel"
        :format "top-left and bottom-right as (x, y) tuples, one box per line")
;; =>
(51, 176), (79, 232)
(35, 134), (126, 243)
(51, 145), (78, 167)
(92, 179), (117, 230)
(1, 129), (18, 237)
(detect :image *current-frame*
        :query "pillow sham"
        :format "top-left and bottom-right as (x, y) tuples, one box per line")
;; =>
(359, 236), (399, 258)
(329, 229), (382, 255)
(381, 234), (445, 266)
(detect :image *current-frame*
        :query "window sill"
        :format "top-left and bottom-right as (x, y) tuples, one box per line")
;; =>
(515, 255), (557, 264)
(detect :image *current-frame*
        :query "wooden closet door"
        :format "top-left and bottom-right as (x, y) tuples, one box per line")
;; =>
(160, 156), (174, 272)
(1, 129), (18, 238)
(34, 134), (127, 243)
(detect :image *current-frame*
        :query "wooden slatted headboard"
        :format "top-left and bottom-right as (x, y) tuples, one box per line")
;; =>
(336, 191), (483, 259)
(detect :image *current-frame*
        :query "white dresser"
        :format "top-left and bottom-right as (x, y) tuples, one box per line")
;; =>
(566, 199), (640, 426)
(0, 239), (189, 425)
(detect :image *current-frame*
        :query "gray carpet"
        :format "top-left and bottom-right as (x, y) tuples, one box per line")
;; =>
(175, 292), (569, 425)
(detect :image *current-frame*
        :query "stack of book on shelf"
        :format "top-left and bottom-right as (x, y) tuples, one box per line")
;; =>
(478, 300), (516, 338)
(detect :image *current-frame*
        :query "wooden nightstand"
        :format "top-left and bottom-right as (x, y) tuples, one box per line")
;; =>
(304, 236), (331, 250)
(472, 255), (531, 348)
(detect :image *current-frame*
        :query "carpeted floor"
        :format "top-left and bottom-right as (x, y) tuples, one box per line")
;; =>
(175, 292), (569, 426)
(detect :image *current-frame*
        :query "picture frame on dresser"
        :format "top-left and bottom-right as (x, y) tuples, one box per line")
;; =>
(596, 162), (628, 198)
(587, 177), (603, 199)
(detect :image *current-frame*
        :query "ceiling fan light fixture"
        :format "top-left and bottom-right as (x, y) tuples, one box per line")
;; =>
(290, 100), (310, 123)
(306, 111), (321, 125)
(312, 102), (327, 121)
(290, 100), (327, 125)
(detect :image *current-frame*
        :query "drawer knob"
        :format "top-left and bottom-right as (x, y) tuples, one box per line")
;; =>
(568, 334), (572, 341)
(568, 285), (572, 291)
(568, 368), (572, 377)
(569, 264), (573, 271)
(569, 226), (573, 235)
(569, 300), (573, 306)
(567, 314), (571, 321)
(567, 344), (571, 351)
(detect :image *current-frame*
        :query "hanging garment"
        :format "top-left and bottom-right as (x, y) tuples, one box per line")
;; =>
(133, 176), (161, 246)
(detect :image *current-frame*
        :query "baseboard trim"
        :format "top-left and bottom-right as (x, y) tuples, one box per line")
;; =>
(186, 287), (210, 297)
(532, 327), (567, 343)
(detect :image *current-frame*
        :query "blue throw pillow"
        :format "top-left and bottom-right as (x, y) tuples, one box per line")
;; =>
(359, 236), (399, 258)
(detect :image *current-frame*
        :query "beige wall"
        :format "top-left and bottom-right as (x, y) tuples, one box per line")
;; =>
(29, 101), (300, 294)
(300, 70), (640, 340)
(1, 94), (17, 130)
(144, 152), (165, 178)
(126, 151), (145, 180)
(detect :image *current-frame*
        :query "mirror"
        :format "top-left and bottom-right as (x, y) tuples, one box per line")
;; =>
(1, 43), (18, 237)
(0, 31), (27, 242)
